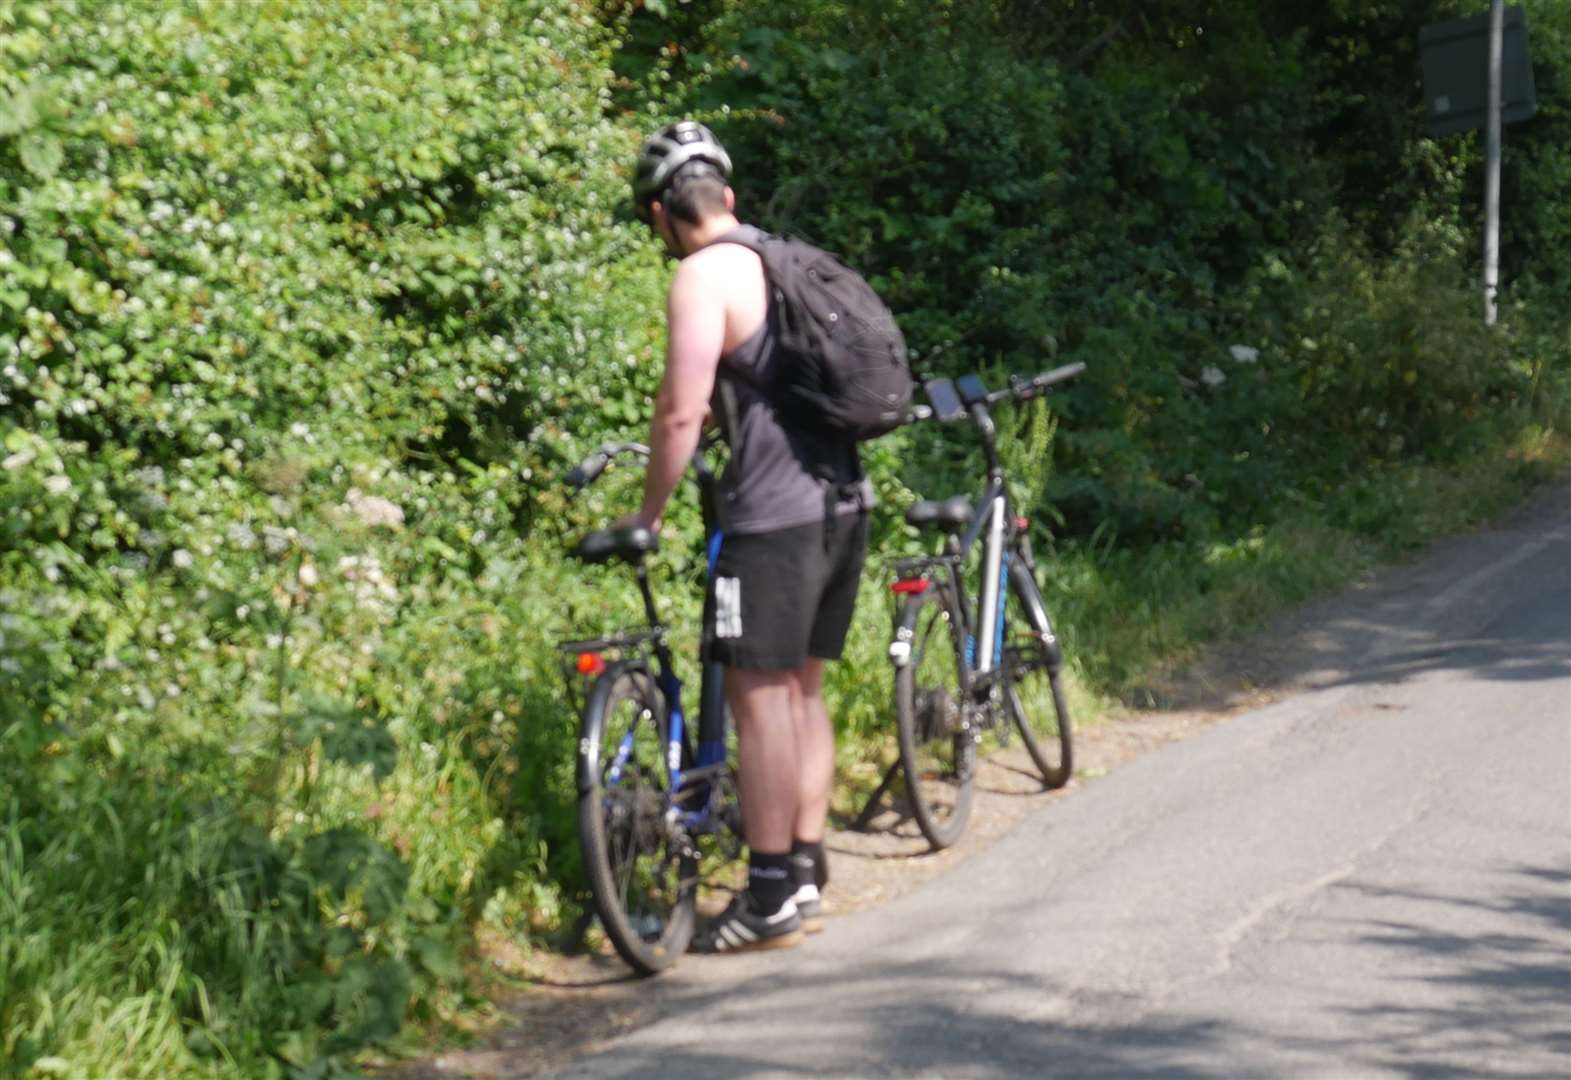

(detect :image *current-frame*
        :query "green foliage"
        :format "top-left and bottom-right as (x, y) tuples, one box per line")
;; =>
(0, 0), (666, 1075)
(641, 0), (1568, 539)
(2, 0), (1568, 1075)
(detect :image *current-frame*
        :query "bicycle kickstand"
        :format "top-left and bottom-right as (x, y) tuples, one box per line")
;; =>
(849, 756), (906, 832)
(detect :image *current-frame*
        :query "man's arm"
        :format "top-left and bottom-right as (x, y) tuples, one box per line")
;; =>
(635, 258), (725, 530)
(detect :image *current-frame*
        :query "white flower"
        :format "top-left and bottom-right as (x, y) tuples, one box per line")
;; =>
(2, 450), (35, 471)
(171, 549), (193, 569)
(262, 525), (292, 555)
(1200, 366), (1227, 387)
(1229, 344), (1260, 364)
(336, 554), (398, 615)
(346, 490), (405, 529)
(44, 475), (72, 495)
(290, 422), (310, 438)
(298, 563), (319, 587)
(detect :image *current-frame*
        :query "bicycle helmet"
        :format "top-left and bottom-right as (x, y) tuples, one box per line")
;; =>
(632, 121), (732, 222)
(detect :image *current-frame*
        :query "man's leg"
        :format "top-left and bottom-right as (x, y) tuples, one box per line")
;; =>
(728, 667), (798, 855)
(691, 666), (806, 953)
(792, 511), (868, 902)
(788, 658), (834, 841)
(787, 658), (833, 931)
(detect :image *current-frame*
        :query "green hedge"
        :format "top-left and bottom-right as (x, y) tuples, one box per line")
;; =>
(2, 0), (1567, 1076)
(1, 2), (668, 1076)
(662, 0), (1568, 539)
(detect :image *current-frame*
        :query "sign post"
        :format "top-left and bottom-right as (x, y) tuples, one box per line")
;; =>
(1484, 0), (1503, 325)
(1419, 4), (1536, 326)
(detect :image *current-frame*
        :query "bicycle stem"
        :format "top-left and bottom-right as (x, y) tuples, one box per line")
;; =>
(969, 403), (1005, 482)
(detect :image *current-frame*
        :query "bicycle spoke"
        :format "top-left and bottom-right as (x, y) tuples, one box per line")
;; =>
(578, 670), (697, 972)
(1004, 564), (1073, 788)
(895, 589), (975, 849)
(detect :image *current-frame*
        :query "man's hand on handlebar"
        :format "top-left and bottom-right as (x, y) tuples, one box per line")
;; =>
(611, 510), (661, 534)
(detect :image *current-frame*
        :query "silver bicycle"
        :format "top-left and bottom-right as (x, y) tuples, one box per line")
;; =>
(887, 363), (1085, 849)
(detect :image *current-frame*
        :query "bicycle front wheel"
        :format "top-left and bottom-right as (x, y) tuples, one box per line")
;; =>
(1004, 556), (1073, 789)
(894, 587), (975, 850)
(577, 665), (696, 975)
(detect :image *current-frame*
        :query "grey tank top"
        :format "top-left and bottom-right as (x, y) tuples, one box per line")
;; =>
(710, 227), (874, 535)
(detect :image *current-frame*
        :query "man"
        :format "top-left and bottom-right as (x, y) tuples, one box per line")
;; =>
(625, 121), (871, 953)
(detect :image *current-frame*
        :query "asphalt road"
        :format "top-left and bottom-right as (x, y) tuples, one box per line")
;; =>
(557, 483), (1571, 1079)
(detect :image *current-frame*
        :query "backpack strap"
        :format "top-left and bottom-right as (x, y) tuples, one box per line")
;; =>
(697, 226), (778, 401)
(700, 226), (866, 544)
(701, 224), (772, 256)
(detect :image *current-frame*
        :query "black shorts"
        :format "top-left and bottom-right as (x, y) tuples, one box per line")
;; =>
(703, 514), (870, 671)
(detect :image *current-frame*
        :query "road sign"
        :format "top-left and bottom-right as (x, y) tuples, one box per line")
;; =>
(1419, 5), (1536, 137)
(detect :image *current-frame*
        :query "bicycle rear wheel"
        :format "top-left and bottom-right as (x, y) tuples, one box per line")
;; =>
(894, 587), (975, 850)
(577, 665), (696, 974)
(1004, 556), (1073, 788)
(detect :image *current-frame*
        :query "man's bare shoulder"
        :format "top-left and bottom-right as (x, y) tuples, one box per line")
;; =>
(675, 239), (763, 288)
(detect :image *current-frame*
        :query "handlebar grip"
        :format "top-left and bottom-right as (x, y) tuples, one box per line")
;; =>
(1031, 361), (1086, 390)
(991, 361), (1087, 405)
(565, 451), (610, 490)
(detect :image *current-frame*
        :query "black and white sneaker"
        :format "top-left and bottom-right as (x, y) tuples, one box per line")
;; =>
(693, 892), (803, 954)
(791, 884), (824, 934)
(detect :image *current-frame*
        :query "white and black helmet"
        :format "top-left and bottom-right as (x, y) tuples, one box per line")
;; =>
(632, 120), (732, 221)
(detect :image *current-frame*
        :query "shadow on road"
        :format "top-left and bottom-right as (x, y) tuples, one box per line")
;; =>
(566, 858), (1571, 1078)
(1132, 488), (1571, 712)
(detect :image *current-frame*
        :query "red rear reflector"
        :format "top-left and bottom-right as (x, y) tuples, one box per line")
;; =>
(890, 579), (930, 594)
(1015, 516), (1029, 530)
(577, 651), (606, 675)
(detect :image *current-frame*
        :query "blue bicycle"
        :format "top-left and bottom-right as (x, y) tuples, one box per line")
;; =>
(557, 437), (742, 975)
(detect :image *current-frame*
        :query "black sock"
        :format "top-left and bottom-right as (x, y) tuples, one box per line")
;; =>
(790, 838), (827, 891)
(748, 851), (794, 914)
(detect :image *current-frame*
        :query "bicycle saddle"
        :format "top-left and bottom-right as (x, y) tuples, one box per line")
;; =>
(574, 525), (660, 564)
(905, 496), (974, 532)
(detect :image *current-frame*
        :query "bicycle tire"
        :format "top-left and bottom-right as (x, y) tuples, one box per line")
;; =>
(894, 587), (975, 850)
(1003, 555), (1073, 788)
(577, 664), (696, 974)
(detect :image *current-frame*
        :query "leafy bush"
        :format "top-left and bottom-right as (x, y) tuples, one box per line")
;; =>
(637, 0), (1567, 538)
(2, 0), (1567, 1075)
(1, 0), (667, 1075)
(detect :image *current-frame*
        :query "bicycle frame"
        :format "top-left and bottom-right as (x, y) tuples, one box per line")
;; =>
(894, 364), (1083, 697)
(559, 439), (734, 839)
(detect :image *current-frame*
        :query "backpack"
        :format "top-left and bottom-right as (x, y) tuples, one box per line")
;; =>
(722, 229), (912, 441)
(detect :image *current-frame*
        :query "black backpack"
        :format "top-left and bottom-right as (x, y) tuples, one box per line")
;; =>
(722, 229), (912, 441)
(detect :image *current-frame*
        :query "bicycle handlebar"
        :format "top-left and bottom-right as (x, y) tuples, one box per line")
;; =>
(985, 361), (1086, 406)
(563, 429), (725, 492)
(565, 441), (650, 490)
(910, 361), (1086, 428)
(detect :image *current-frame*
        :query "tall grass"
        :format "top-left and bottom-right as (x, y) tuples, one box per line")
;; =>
(1038, 425), (1567, 710)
